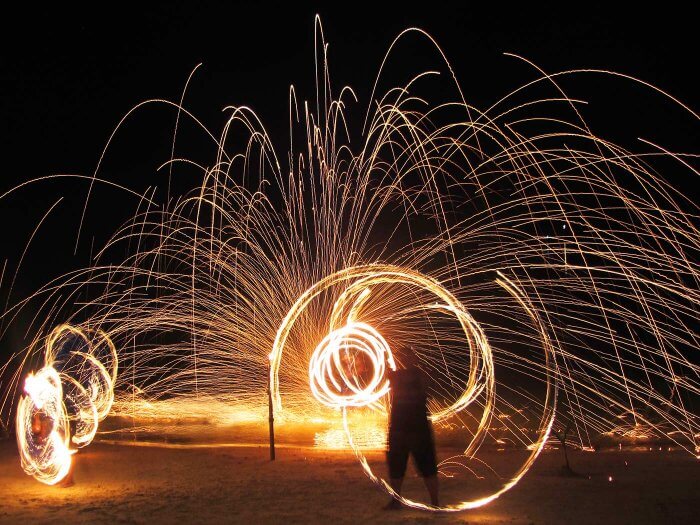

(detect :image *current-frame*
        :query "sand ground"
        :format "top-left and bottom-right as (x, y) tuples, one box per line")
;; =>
(1, 439), (698, 524)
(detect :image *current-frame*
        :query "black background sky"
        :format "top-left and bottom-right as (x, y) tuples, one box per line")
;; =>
(1, 3), (697, 356)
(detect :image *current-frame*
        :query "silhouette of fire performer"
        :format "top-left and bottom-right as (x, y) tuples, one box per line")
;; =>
(385, 346), (438, 509)
(30, 410), (75, 487)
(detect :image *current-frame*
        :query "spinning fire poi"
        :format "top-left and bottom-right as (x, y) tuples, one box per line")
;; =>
(15, 325), (117, 485)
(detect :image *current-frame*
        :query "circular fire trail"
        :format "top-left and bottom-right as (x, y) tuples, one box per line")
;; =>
(0, 18), (698, 508)
(15, 325), (117, 484)
(272, 264), (556, 510)
(308, 321), (394, 409)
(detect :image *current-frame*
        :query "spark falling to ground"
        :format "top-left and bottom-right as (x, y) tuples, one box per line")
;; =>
(0, 18), (698, 509)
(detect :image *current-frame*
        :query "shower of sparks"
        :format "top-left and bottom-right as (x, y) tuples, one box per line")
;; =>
(0, 18), (698, 509)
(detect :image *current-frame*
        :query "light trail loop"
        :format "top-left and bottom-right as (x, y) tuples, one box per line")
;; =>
(15, 324), (118, 485)
(271, 264), (556, 511)
(309, 321), (395, 409)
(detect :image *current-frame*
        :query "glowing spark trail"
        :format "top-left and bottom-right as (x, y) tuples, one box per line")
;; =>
(0, 17), (698, 509)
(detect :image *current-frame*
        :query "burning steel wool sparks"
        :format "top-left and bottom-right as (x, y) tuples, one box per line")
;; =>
(0, 17), (698, 510)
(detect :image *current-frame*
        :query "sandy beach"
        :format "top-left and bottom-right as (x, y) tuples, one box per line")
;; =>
(1, 437), (698, 524)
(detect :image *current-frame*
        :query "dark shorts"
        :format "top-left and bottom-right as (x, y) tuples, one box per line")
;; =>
(387, 427), (438, 478)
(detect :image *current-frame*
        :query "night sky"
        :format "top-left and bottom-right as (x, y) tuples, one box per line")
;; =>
(1, 3), (697, 357)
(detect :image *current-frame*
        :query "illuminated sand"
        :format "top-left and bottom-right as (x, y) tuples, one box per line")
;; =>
(1, 439), (698, 524)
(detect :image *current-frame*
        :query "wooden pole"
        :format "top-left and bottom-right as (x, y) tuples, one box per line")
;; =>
(268, 364), (276, 461)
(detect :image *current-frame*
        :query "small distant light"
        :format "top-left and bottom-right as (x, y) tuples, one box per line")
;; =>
(608, 476), (613, 482)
